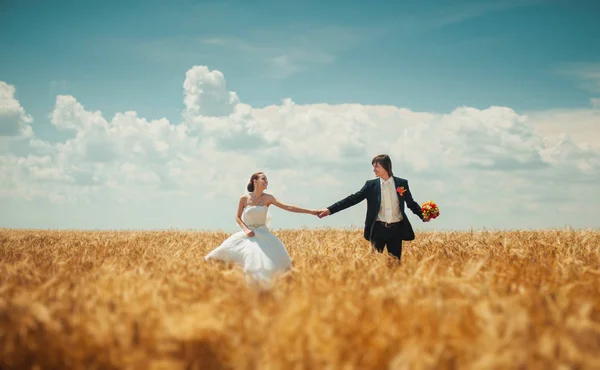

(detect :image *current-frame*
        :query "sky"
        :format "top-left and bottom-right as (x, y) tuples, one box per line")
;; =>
(1, 0), (599, 232)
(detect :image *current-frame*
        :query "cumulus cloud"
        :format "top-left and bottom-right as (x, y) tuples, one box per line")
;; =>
(183, 66), (239, 117)
(48, 96), (201, 167)
(402, 106), (550, 172)
(528, 106), (600, 151)
(1, 66), (599, 230)
(0, 82), (33, 137)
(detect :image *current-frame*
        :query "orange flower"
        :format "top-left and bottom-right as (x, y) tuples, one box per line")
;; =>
(396, 186), (406, 196)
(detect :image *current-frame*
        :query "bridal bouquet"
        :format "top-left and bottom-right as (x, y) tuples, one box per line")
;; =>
(421, 201), (440, 221)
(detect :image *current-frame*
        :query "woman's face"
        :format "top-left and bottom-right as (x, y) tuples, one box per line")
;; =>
(255, 174), (268, 190)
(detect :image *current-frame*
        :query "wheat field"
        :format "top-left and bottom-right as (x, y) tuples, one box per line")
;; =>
(1, 228), (599, 369)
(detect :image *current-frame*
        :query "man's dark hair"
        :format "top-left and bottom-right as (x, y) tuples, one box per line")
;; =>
(371, 154), (393, 176)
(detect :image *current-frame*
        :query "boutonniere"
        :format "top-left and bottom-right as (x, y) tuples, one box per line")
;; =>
(396, 186), (406, 196)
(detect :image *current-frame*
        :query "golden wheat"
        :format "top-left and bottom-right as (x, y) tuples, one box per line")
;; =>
(1, 228), (599, 369)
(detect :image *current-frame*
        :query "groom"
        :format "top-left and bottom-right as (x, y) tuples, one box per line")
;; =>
(317, 154), (427, 260)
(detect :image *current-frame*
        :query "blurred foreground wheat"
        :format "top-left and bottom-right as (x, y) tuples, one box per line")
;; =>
(1, 228), (600, 369)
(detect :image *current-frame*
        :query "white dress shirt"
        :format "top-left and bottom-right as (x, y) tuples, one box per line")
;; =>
(376, 177), (403, 223)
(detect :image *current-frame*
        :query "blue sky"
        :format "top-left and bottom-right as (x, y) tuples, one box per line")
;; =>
(2, 0), (598, 121)
(1, 0), (599, 231)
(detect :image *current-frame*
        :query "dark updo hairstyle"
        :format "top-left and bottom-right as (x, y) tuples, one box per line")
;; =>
(247, 172), (264, 192)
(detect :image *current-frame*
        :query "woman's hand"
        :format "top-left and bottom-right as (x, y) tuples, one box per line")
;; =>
(245, 229), (255, 237)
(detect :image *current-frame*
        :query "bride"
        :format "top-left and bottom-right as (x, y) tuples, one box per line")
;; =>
(204, 172), (319, 286)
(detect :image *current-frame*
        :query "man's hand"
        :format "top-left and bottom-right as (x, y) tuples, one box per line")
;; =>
(317, 209), (331, 218)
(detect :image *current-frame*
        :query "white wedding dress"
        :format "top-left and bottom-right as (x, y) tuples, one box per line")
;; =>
(204, 205), (292, 286)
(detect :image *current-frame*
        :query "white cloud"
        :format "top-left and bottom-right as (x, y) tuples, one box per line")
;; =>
(119, 162), (161, 184)
(400, 106), (549, 172)
(528, 106), (600, 151)
(50, 95), (106, 132)
(0, 82), (33, 137)
(1, 66), (599, 231)
(183, 66), (239, 117)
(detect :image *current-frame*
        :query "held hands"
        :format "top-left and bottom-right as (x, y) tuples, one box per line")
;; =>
(244, 229), (255, 237)
(317, 209), (331, 219)
(309, 209), (330, 218)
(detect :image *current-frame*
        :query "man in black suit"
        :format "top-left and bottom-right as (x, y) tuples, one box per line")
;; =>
(317, 154), (428, 260)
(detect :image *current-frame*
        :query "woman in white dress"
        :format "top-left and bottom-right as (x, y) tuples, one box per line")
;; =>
(205, 172), (319, 286)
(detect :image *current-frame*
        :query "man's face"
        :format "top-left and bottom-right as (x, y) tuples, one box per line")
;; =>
(372, 162), (388, 178)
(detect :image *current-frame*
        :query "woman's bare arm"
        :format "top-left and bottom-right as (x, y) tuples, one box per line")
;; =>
(235, 196), (254, 236)
(267, 195), (318, 215)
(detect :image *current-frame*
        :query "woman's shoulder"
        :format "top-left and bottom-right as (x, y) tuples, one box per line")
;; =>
(263, 192), (274, 198)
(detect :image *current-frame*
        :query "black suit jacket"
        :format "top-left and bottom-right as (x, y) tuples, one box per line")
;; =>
(327, 176), (424, 241)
